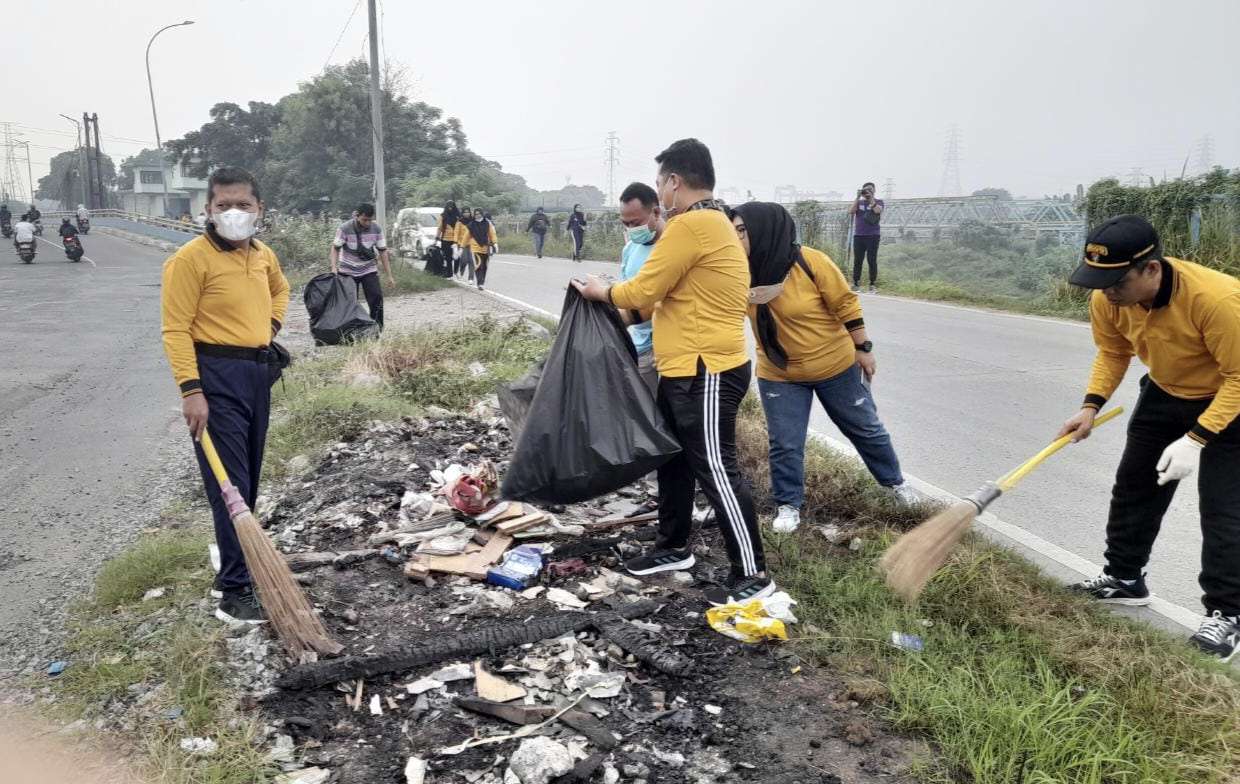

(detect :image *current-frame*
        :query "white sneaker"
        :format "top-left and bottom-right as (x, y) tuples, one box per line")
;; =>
(772, 505), (801, 532)
(887, 483), (921, 505)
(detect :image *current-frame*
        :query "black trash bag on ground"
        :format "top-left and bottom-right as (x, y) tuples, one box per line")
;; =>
(497, 358), (545, 443)
(501, 288), (680, 503)
(424, 244), (445, 276)
(303, 273), (379, 345)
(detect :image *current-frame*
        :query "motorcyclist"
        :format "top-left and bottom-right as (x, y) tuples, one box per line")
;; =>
(14, 217), (35, 246)
(28, 205), (41, 223)
(0, 204), (11, 225)
(76, 204), (89, 220)
(59, 217), (79, 239)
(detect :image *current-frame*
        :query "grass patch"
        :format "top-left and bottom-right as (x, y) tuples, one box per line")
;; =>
(737, 400), (1240, 783)
(283, 262), (450, 302)
(49, 501), (276, 783)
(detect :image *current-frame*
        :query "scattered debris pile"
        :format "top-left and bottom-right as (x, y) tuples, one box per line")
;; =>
(242, 411), (915, 783)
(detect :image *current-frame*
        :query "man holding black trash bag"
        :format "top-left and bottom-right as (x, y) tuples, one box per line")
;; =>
(572, 138), (774, 607)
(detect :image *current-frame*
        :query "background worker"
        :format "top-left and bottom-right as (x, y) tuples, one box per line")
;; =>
(567, 203), (587, 261)
(463, 207), (498, 290)
(573, 138), (772, 607)
(617, 182), (665, 396)
(848, 182), (883, 292)
(1058, 215), (1240, 661)
(527, 206), (550, 258)
(731, 202), (916, 534)
(330, 203), (394, 330)
(455, 204), (474, 280)
(160, 166), (290, 625)
(435, 200), (461, 276)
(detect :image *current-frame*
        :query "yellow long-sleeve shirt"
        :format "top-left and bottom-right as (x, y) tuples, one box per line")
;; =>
(161, 233), (290, 396)
(461, 221), (497, 254)
(749, 246), (865, 382)
(436, 216), (459, 242)
(609, 207), (749, 378)
(1084, 257), (1240, 443)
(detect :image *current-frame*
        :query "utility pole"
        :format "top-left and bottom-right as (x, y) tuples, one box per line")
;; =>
(604, 131), (619, 205)
(82, 113), (96, 208)
(59, 114), (88, 207)
(88, 113), (106, 209)
(366, 0), (387, 225)
(146, 21), (195, 217)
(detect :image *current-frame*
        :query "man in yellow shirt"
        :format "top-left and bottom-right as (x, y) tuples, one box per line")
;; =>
(161, 167), (290, 625)
(1058, 215), (1240, 660)
(573, 138), (773, 606)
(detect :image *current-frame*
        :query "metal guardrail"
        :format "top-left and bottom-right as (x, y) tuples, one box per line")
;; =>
(38, 208), (205, 235)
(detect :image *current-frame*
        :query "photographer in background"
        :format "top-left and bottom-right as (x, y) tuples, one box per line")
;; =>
(848, 182), (884, 293)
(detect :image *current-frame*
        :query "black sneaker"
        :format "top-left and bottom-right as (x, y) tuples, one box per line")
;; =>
(704, 574), (776, 607)
(1069, 572), (1151, 606)
(216, 586), (266, 624)
(625, 548), (695, 576)
(210, 577), (224, 600)
(1190, 611), (1240, 662)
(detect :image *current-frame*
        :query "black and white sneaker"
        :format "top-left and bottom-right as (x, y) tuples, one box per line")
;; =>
(215, 586), (266, 625)
(1069, 572), (1151, 606)
(210, 576), (225, 600)
(1190, 611), (1240, 662)
(625, 548), (695, 576)
(704, 574), (776, 607)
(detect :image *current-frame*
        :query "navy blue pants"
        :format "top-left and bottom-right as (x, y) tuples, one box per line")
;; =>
(191, 353), (271, 592)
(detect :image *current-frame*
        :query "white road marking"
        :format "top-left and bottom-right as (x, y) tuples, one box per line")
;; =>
(468, 283), (1203, 633)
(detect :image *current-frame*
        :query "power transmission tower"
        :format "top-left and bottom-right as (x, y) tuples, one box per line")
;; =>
(366, 0), (387, 224)
(1194, 134), (1215, 175)
(1, 123), (27, 204)
(883, 178), (896, 201)
(938, 125), (963, 197)
(1124, 167), (1147, 187)
(604, 131), (619, 205)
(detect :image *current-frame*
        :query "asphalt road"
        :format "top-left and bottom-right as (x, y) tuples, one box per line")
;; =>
(0, 230), (185, 651)
(477, 251), (1206, 618)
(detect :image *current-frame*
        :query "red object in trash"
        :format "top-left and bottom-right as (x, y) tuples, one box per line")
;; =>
(446, 474), (490, 515)
(547, 558), (589, 578)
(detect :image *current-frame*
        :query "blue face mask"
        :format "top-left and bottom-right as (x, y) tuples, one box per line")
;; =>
(627, 225), (655, 245)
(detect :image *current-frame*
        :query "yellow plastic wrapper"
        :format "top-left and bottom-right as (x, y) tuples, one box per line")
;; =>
(706, 596), (794, 643)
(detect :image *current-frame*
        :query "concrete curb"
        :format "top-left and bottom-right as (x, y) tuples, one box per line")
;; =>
(95, 226), (179, 254)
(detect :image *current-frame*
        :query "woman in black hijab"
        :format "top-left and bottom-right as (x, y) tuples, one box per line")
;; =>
(567, 203), (588, 262)
(463, 207), (498, 289)
(730, 202), (913, 534)
(434, 201), (460, 276)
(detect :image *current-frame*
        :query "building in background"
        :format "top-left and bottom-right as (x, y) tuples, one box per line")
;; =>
(116, 151), (208, 218)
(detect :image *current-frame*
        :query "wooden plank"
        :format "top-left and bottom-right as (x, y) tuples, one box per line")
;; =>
(495, 513), (550, 535)
(583, 511), (658, 531)
(423, 533), (514, 579)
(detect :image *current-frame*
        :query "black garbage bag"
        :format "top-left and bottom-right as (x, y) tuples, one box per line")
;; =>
(303, 273), (379, 345)
(424, 244), (445, 276)
(497, 358), (545, 443)
(501, 288), (680, 504)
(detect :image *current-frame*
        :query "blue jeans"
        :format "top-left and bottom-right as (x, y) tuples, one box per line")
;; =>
(532, 232), (545, 256)
(758, 364), (903, 508)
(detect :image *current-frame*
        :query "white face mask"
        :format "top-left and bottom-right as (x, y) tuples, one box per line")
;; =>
(212, 208), (259, 242)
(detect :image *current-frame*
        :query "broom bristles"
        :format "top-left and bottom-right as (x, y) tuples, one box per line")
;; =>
(879, 500), (979, 602)
(233, 511), (343, 656)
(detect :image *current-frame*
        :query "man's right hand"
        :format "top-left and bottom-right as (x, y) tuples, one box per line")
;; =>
(1057, 407), (1097, 442)
(183, 393), (209, 441)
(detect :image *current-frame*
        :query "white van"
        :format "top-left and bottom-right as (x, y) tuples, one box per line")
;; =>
(392, 207), (443, 259)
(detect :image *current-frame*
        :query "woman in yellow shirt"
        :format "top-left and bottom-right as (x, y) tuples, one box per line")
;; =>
(731, 202), (914, 532)
(462, 207), (498, 290)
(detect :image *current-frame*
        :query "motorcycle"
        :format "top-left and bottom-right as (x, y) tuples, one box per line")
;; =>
(63, 235), (84, 262)
(33, 220), (43, 236)
(0, 220), (10, 239)
(15, 239), (36, 263)
(77, 216), (90, 234)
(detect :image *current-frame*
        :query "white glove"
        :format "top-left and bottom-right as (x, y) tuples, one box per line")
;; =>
(1156, 435), (1204, 486)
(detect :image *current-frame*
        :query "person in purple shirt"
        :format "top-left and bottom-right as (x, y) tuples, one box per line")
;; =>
(848, 182), (884, 293)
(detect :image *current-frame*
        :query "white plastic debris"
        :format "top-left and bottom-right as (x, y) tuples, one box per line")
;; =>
(507, 737), (574, 784)
(369, 693), (383, 715)
(276, 768), (331, 784)
(545, 587), (588, 609)
(179, 737), (218, 755)
(431, 662), (474, 682)
(704, 705), (723, 716)
(404, 756), (428, 784)
(142, 587), (167, 601)
(406, 677), (445, 695)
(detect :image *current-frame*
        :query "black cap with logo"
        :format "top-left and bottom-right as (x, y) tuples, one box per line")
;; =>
(1069, 214), (1161, 289)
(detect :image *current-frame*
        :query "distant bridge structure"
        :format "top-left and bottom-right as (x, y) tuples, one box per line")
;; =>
(806, 196), (1086, 246)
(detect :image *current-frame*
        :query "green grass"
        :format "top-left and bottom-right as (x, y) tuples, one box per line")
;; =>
(737, 402), (1240, 783)
(284, 262), (450, 301)
(49, 505), (277, 783)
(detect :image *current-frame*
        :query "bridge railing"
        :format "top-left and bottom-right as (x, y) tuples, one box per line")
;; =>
(37, 209), (206, 236)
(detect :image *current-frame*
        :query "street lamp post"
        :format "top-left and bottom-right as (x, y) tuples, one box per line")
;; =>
(145, 20), (194, 218)
(58, 113), (88, 208)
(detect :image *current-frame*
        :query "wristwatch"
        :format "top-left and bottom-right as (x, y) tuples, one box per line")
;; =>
(855, 340), (874, 353)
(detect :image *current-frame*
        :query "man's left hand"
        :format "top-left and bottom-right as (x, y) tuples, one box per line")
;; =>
(1156, 435), (1204, 486)
(856, 351), (877, 382)
(386, 274), (396, 287)
(571, 274), (610, 302)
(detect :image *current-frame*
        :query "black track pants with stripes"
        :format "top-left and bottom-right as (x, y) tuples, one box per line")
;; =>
(655, 360), (766, 578)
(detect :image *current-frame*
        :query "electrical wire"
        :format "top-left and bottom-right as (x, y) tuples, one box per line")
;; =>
(323, 0), (364, 71)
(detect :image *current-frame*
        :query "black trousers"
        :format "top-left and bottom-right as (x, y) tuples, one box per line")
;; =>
(353, 271), (384, 329)
(853, 234), (880, 285)
(438, 240), (454, 276)
(192, 354), (271, 592)
(474, 253), (490, 286)
(1104, 376), (1240, 616)
(656, 360), (765, 578)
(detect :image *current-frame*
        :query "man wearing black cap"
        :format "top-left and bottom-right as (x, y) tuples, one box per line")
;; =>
(1057, 214), (1240, 661)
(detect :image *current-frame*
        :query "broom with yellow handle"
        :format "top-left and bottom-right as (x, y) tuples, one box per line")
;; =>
(880, 406), (1125, 602)
(199, 430), (343, 657)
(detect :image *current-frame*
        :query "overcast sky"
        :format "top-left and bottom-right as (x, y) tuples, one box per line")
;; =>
(9, 0), (1238, 204)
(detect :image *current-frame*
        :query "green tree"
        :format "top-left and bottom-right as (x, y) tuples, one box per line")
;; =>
(971, 187), (1013, 200)
(36, 149), (116, 206)
(165, 101), (281, 178)
(400, 159), (525, 214)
